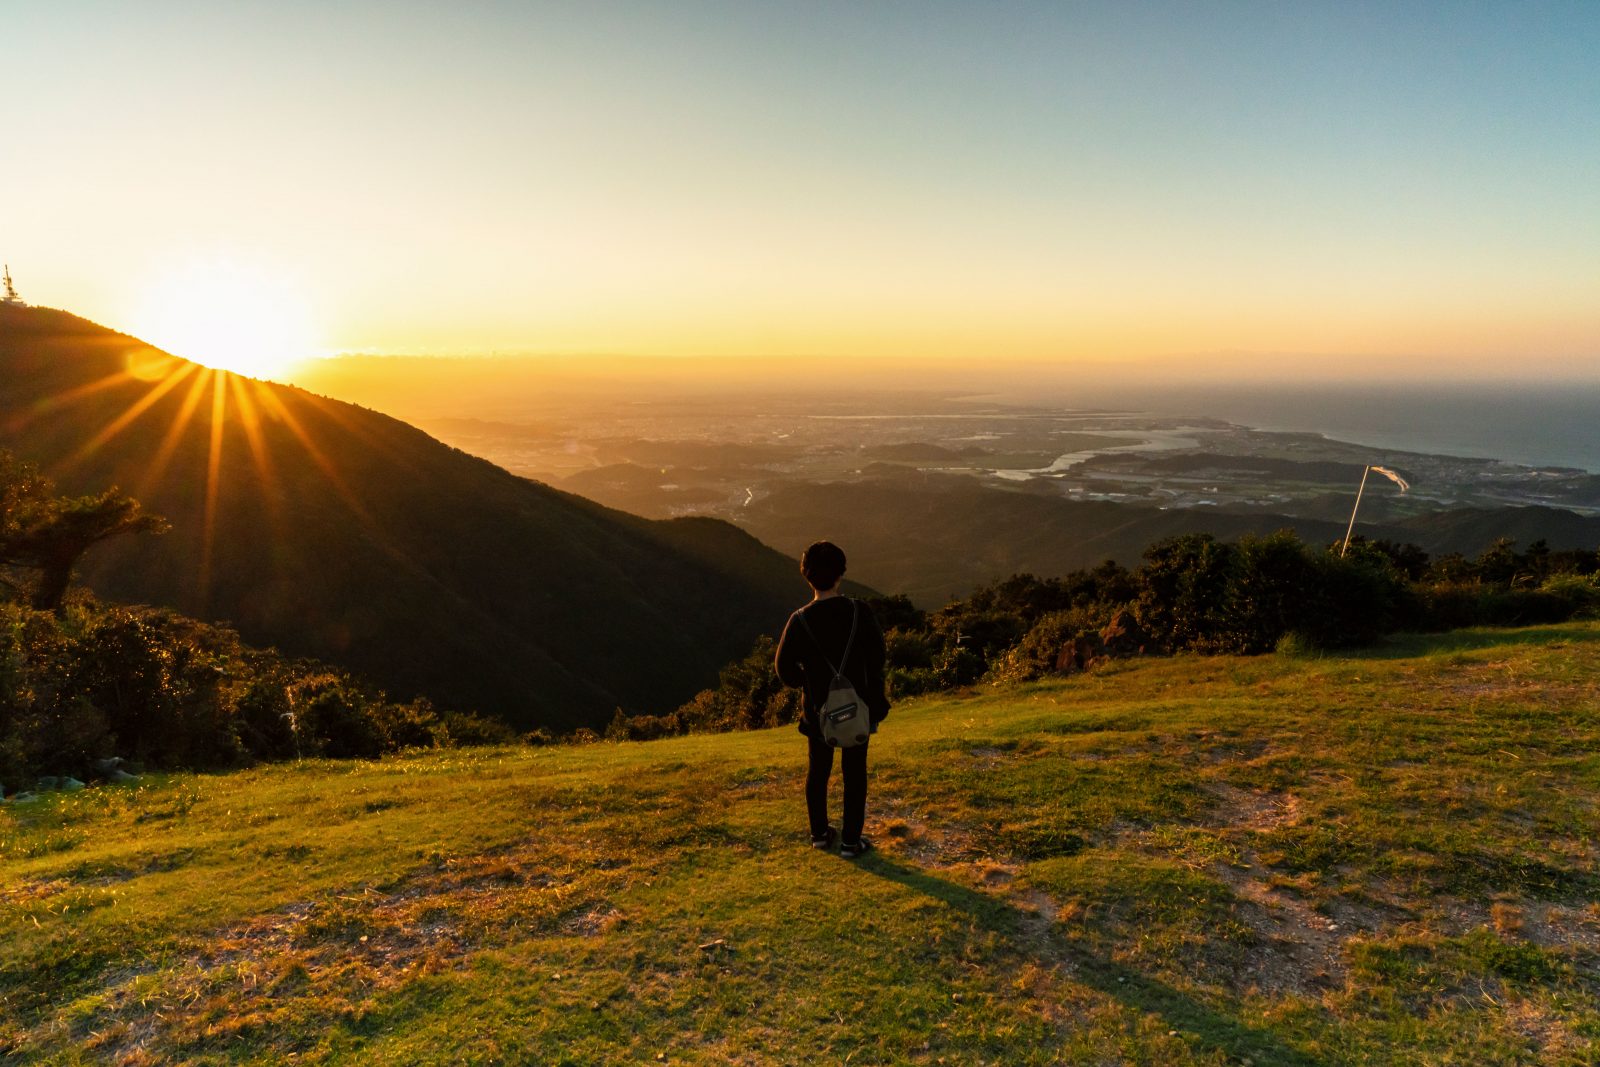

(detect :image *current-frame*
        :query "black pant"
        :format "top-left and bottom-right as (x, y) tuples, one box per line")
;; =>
(807, 733), (868, 844)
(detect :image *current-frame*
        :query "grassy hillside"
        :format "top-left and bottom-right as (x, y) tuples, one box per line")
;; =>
(0, 304), (812, 730)
(4, 625), (1597, 1064)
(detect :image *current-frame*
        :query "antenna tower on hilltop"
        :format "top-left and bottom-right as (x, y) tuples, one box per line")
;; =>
(2, 264), (23, 305)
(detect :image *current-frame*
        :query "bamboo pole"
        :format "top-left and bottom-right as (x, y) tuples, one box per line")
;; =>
(1341, 465), (1371, 557)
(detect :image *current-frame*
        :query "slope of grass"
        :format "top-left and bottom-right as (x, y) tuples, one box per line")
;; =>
(4, 625), (1599, 1064)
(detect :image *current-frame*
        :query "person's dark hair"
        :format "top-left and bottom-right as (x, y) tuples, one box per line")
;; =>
(800, 541), (847, 591)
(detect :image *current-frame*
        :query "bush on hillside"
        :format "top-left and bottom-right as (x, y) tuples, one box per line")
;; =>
(993, 606), (1114, 683)
(673, 531), (1599, 733)
(613, 636), (805, 740)
(1538, 572), (1600, 611)
(604, 707), (686, 742)
(1405, 585), (1582, 631)
(1132, 531), (1406, 654)
(1133, 534), (1237, 651)
(0, 598), (506, 786)
(865, 593), (927, 632)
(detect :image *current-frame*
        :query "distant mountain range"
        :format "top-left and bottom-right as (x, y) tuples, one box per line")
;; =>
(737, 472), (1600, 605)
(0, 305), (815, 730)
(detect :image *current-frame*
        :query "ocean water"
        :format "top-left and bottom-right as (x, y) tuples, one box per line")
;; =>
(1085, 383), (1600, 473)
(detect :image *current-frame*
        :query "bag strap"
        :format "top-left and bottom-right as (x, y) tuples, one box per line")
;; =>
(794, 598), (859, 681)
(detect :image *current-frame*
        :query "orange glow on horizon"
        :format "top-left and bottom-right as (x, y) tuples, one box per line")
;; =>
(126, 259), (321, 383)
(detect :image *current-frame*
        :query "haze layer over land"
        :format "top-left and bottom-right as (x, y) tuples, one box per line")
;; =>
(294, 370), (1599, 606)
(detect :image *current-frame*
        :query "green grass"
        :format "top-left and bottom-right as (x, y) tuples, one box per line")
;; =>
(4, 624), (1599, 1065)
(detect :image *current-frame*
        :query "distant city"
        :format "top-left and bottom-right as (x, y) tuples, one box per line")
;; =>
(418, 392), (1600, 527)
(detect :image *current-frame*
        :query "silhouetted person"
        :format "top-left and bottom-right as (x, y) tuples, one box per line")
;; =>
(774, 541), (889, 857)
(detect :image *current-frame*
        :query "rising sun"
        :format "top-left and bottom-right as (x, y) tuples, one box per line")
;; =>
(129, 259), (319, 381)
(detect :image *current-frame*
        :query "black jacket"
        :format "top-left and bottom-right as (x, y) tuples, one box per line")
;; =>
(774, 596), (890, 737)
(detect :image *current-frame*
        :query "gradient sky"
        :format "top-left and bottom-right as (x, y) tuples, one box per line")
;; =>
(4, 1), (1598, 378)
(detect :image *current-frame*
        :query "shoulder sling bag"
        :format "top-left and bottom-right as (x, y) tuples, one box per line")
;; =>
(796, 599), (871, 748)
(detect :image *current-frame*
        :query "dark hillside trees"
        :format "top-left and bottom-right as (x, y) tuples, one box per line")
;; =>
(0, 451), (167, 613)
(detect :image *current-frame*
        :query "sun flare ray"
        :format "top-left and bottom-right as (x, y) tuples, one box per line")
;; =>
(138, 367), (215, 500)
(249, 386), (377, 529)
(68, 361), (198, 467)
(229, 373), (283, 524)
(198, 370), (229, 605)
(298, 395), (424, 478)
(20, 368), (140, 429)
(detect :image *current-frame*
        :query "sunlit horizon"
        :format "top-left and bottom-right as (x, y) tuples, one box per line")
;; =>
(4, 3), (1598, 382)
(123, 258), (321, 382)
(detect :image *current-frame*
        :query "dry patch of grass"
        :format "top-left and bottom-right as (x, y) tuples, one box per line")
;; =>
(73, 838), (638, 1064)
(73, 831), (649, 1067)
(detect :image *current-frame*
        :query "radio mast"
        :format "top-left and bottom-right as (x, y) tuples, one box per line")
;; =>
(1, 264), (23, 306)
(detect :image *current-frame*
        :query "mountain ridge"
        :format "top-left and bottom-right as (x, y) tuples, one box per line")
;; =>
(0, 303), (814, 730)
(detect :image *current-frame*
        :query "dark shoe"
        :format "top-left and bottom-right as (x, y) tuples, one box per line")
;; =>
(811, 826), (837, 850)
(840, 836), (873, 859)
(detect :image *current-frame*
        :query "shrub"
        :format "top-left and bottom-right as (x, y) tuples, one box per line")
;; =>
(1300, 549), (1407, 648)
(884, 626), (937, 670)
(993, 608), (1107, 683)
(665, 636), (804, 734)
(933, 644), (986, 688)
(1407, 584), (1585, 631)
(1274, 631), (1320, 658)
(440, 711), (518, 746)
(1135, 534), (1237, 651)
(1133, 532), (1404, 654)
(1539, 572), (1600, 615)
(234, 668), (300, 760)
(886, 666), (941, 699)
(604, 708), (684, 742)
(369, 697), (447, 751)
(0, 594), (499, 781)
(866, 593), (926, 632)
(1473, 590), (1577, 627)
(288, 674), (383, 759)
(1221, 532), (1320, 653)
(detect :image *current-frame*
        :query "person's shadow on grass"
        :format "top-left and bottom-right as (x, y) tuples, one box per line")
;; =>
(856, 853), (1328, 1067)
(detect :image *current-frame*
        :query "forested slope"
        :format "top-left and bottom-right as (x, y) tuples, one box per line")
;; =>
(0, 304), (810, 730)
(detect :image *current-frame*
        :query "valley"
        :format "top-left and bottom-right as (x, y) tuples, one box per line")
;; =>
(409, 391), (1600, 604)
(420, 391), (1600, 524)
